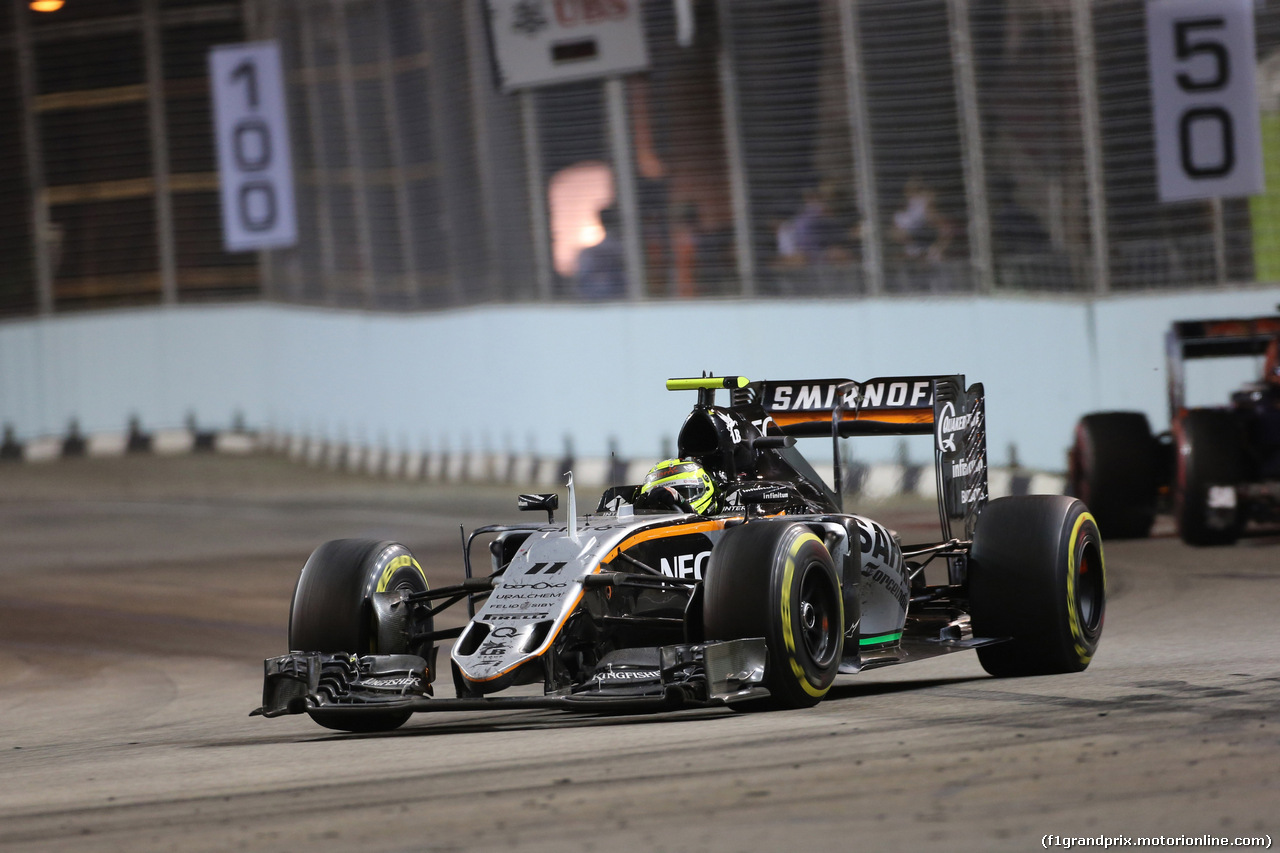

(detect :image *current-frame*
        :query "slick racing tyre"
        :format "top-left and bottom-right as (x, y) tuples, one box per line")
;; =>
(289, 539), (431, 732)
(969, 496), (1105, 678)
(1068, 412), (1157, 539)
(1174, 409), (1245, 547)
(703, 522), (843, 709)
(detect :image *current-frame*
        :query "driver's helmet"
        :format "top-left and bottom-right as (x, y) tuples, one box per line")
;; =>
(638, 458), (717, 514)
(1265, 336), (1280, 386)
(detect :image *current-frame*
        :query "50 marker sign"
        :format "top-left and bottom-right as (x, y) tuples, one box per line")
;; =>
(1146, 0), (1263, 202)
(209, 42), (297, 251)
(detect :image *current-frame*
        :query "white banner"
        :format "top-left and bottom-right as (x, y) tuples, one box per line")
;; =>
(486, 0), (649, 91)
(1147, 0), (1264, 202)
(209, 41), (297, 252)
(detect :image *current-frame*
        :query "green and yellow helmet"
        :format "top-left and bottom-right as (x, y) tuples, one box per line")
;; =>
(638, 458), (717, 514)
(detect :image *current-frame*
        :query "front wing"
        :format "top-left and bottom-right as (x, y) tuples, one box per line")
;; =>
(252, 638), (769, 719)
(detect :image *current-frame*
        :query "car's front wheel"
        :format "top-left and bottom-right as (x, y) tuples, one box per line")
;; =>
(289, 539), (431, 732)
(703, 522), (843, 709)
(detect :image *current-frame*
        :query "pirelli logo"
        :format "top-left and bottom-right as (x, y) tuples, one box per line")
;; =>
(763, 378), (935, 413)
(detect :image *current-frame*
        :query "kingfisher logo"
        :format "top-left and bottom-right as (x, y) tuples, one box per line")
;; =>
(362, 676), (419, 690)
(597, 669), (661, 682)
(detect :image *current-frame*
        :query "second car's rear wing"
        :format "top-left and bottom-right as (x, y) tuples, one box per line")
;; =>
(1169, 315), (1280, 360)
(1166, 314), (1280, 413)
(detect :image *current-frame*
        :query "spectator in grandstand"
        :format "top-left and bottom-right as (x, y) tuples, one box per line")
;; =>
(777, 183), (858, 267)
(891, 176), (953, 291)
(576, 205), (627, 299)
(893, 176), (952, 264)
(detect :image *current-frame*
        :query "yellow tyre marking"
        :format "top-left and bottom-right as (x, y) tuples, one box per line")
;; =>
(377, 552), (428, 593)
(779, 531), (836, 699)
(1066, 511), (1103, 664)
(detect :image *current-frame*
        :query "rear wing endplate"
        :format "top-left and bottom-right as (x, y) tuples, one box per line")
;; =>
(931, 377), (988, 541)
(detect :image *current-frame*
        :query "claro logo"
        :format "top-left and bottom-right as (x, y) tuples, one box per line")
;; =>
(660, 551), (711, 580)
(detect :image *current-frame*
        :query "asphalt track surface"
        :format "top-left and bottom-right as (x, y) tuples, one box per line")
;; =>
(1, 455), (1277, 853)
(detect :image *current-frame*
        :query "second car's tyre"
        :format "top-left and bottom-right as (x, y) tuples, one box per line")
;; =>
(968, 496), (1105, 678)
(703, 522), (843, 709)
(1174, 409), (1246, 547)
(1068, 412), (1157, 539)
(289, 539), (431, 732)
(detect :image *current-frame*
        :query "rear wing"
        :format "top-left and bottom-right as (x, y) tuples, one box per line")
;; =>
(727, 375), (989, 539)
(1169, 315), (1280, 359)
(739, 377), (937, 436)
(1166, 314), (1280, 413)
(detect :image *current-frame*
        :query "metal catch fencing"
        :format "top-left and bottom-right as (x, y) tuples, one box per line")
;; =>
(5, 0), (1280, 316)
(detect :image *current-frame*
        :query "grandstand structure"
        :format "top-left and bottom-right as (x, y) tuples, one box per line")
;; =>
(1, 0), (1279, 318)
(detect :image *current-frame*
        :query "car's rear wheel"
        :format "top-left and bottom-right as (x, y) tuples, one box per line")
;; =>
(703, 522), (843, 709)
(289, 539), (431, 732)
(968, 496), (1105, 677)
(1174, 409), (1246, 547)
(1068, 412), (1157, 539)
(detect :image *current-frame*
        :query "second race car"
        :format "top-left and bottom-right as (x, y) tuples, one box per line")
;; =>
(1069, 313), (1280, 545)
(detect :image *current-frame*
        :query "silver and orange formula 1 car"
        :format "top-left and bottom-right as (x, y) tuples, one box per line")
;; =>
(255, 375), (1105, 731)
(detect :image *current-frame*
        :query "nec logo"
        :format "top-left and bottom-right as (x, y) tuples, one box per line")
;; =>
(660, 551), (710, 580)
(768, 380), (933, 412)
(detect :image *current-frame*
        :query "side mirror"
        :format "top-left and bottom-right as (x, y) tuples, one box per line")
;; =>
(517, 493), (559, 523)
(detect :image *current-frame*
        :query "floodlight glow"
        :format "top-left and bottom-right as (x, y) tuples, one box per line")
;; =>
(547, 161), (614, 276)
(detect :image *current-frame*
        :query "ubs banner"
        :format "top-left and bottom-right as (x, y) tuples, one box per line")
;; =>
(486, 0), (649, 91)
(1147, 0), (1264, 202)
(209, 41), (298, 252)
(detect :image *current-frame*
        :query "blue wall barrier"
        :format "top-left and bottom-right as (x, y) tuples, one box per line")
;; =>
(3, 287), (1278, 472)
